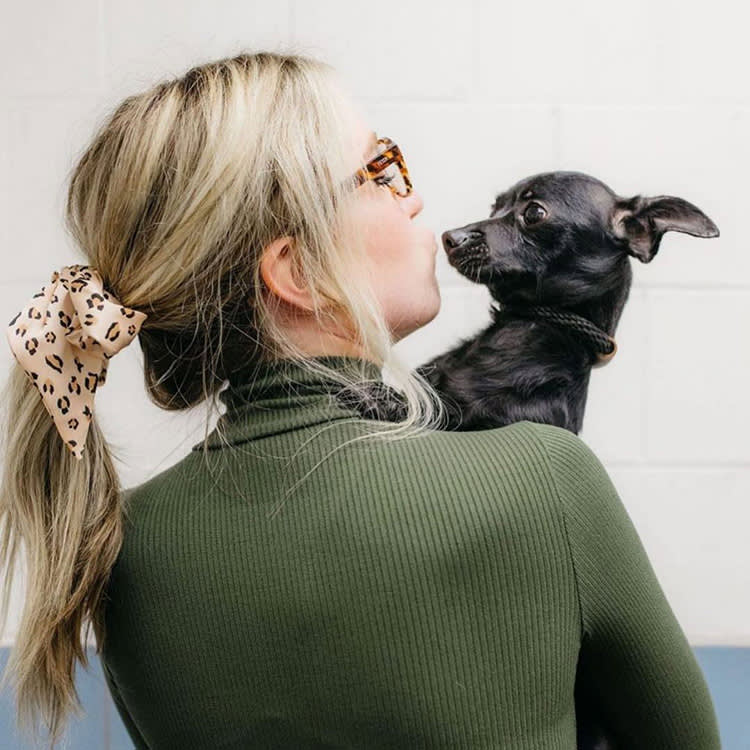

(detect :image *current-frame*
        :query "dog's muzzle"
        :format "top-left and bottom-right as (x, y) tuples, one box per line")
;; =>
(442, 228), (486, 257)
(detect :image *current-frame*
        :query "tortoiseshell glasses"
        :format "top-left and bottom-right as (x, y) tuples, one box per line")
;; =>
(347, 137), (414, 198)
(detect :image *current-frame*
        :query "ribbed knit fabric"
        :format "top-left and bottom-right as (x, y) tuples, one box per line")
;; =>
(99, 355), (721, 749)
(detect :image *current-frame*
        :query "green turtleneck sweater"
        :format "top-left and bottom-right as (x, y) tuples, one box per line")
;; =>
(100, 355), (720, 749)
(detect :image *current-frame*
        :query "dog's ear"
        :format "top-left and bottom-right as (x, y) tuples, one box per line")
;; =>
(610, 195), (719, 263)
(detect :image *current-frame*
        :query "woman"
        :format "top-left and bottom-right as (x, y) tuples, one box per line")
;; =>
(0, 51), (720, 749)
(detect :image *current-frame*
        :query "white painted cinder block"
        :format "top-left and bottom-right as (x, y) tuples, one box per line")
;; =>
(476, 0), (747, 106)
(645, 290), (750, 464)
(292, 0), (473, 101)
(609, 466), (750, 645)
(103, 0), (291, 102)
(4, 97), (103, 283)
(0, 101), (8, 253)
(0, 0), (102, 98)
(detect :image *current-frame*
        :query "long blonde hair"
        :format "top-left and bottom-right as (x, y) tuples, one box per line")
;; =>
(0, 50), (448, 746)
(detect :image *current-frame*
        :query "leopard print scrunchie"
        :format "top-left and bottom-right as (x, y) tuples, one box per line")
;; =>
(5, 264), (147, 460)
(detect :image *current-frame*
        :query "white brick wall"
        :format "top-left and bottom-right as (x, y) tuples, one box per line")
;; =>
(0, 0), (747, 646)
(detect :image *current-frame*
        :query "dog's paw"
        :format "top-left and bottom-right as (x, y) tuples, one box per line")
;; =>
(334, 382), (409, 423)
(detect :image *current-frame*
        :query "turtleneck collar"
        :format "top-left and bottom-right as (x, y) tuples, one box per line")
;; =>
(191, 355), (385, 451)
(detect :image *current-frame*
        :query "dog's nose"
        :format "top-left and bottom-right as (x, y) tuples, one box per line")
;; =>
(442, 229), (483, 251)
(443, 230), (469, 250)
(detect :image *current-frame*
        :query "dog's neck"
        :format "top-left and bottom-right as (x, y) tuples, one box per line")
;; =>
(490, 299), (618, 368)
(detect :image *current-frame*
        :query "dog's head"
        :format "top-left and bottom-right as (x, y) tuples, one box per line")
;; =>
(441, 171), (719, 306)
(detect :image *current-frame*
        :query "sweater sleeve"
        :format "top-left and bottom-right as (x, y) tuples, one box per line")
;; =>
(102, 660), (151, 750)
(530, 423), (722, 749)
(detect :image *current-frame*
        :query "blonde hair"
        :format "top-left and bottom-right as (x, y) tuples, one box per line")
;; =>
(0, 50), (448, 746)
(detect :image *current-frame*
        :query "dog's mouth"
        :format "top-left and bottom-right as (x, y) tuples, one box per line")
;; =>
(444, 239), (490, 275)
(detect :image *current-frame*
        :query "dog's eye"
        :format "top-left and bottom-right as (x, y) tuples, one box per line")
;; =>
(522, 202), (547, 226)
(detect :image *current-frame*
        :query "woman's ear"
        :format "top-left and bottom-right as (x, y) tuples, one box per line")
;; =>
(259, 236), (313, 312)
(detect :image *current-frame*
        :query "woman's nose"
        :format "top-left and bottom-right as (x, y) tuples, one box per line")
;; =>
(404, 189), (424, 217)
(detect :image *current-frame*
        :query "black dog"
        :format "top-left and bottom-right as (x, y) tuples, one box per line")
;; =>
(337, 170), (719, 749)
(422, 170), (718, 433)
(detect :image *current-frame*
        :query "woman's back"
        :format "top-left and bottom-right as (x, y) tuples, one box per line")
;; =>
(100, 356), (720, 749)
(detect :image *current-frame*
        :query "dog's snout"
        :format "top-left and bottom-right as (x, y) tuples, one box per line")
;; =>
(442, 229), (484, 250)
(443, 230), (468, 250)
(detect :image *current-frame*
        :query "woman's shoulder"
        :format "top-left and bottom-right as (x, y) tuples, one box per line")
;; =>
(365, 418), (581, 476)
(340, 419), (573, 514)
(382, 419), (617, 522)
(496, 421), (623, 520)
